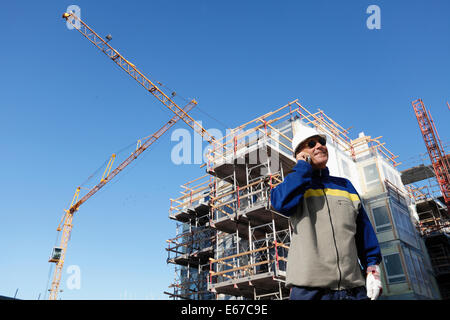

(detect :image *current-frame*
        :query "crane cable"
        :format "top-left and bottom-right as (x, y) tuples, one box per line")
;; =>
(157, 81), (231, 129)
(77, 100), (231, 189)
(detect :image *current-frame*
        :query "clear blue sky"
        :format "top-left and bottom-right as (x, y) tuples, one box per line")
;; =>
(0, 0), (448, 300)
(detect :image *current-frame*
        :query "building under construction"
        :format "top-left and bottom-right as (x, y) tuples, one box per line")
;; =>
(403, 176), (450, 299)
(400, 99), (450, 299)
(165, 99), (444, 300)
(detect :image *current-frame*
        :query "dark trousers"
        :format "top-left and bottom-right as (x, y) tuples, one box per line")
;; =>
(290, 286), (369, 300)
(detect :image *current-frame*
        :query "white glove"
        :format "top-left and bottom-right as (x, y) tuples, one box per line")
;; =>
(366, 265), (383, 300)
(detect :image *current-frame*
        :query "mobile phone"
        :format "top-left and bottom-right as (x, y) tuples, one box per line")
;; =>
(306, 155), (311, 164)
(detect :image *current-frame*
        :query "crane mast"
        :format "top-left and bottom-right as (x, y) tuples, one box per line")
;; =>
(411, 99), (450, 211)
(48, 12), (211, 299)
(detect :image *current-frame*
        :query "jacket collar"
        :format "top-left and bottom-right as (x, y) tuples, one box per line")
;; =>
(312, 166), (330, 178)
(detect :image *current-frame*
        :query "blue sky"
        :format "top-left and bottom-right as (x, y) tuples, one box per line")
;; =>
(0, 0), (448, 300)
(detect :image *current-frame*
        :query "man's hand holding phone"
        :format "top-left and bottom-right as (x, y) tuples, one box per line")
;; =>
(296, 151), (311, 164)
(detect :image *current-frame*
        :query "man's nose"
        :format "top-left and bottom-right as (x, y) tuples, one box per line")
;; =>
(314, 144), (327, 152)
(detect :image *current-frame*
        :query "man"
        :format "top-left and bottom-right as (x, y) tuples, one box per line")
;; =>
(270, 126), (383, 300)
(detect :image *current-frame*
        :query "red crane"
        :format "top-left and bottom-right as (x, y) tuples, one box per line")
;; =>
(411, 99), (450, 212)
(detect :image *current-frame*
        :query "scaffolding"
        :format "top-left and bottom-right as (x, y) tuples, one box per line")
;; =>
(401, 145), (449, 236)
(208, 223), (290, 299)
(165, 263), (213, 300)
(400, 135), (450, 299)
(166, 175), (216, 300)
(165, 222), (215, 299)
(406, 184), (450, 236)
(169, 174), (214, 224)
(206, 99), (400, 175)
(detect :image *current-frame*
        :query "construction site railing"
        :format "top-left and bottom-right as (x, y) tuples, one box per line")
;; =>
(209, 226), (290, 284)
(207, 100), (299, 172)
(166, 263), (213, 300)
(166, 224), (215, 260)
(208, 240), (290, 286)
(210, 172), (283, 222)
(169, 174), (213, 218)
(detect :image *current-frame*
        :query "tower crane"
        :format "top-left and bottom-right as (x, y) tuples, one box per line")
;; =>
(411, 99), (450, 212)
(48, 12), (218, 300)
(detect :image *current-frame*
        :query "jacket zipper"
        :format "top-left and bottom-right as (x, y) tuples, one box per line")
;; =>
(323, 187), (342, 290)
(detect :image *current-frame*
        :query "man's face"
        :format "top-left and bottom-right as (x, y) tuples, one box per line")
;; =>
(298, 136), (328, 169)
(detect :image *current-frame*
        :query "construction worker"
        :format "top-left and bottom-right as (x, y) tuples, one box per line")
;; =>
(270, 126), (383, 300)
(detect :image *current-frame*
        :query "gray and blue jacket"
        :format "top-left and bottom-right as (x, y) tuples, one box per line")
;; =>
(271, 160), (382, 290)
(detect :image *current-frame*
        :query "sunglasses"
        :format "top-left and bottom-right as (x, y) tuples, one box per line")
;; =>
(305, 137), (327, 149)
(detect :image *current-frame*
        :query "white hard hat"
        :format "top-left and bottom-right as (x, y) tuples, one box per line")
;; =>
(291, 125), (327, 156)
